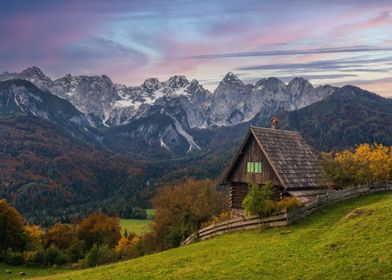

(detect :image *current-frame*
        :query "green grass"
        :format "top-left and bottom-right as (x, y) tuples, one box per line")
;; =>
(0, 263), (67, 279)
(120, 219), (151, 236)
(37, 193), (392, 280)
(146, 209), (155, 219)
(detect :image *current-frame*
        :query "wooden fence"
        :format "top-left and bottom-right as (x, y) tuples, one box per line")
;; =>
(181, 183), (392, 246)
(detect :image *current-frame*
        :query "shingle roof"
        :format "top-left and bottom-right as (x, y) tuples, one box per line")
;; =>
(250, 127), (323, 189)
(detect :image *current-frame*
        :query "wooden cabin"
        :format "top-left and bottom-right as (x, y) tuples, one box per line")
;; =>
(220, 121), (327, 209)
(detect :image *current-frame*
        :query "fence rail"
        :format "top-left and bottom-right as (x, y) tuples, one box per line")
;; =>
(181, 183), (392, 246)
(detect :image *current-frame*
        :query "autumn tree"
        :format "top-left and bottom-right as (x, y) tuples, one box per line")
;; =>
(78, 213), (121, 249)
(45, 223), (77, 250)
(322, 144), (392, 187)
(149, 178), (228, 250)
(24, 224), (44, 251)
(0, 199), (25, 251)
(115, 233), (140, 259)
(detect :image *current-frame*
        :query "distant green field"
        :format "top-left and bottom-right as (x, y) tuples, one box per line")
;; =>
(36, 192), (392, 280)
(0, 263), (67, 279)
(146, 209), (155, 219)
(120, 219), (151, 235)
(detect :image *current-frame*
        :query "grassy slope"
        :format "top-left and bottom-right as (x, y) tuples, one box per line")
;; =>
(0, 263), (67, 279)
(38, 193), (392, 280)
(120, 219), (151, 236)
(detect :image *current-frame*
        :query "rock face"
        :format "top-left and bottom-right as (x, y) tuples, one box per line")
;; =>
(0, 67), (336, 154)
(0, 79), (97, 143)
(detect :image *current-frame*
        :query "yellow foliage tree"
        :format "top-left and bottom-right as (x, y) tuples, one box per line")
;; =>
(24, 224), (44, 251)
(115, 234), (140, 259)
(322, 144), (392, 187)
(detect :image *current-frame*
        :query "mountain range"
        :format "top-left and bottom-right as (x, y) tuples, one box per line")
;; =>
(1, 66), (391, 224)
(0, 67), (335, 156)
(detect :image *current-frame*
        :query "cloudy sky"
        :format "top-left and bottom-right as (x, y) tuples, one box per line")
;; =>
(1, 0), (392, 96)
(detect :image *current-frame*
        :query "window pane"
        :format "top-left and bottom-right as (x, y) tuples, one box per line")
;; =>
(247, 162), (251, 173)
(250, 162), (254, 173)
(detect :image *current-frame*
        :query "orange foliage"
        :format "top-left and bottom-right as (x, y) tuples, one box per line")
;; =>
(0, 199), (25, 251)
(78, 212), (121, 249)
(45, 223), (77, 250)
(24, 224), (44, 250)
(115, 234), (140, 259)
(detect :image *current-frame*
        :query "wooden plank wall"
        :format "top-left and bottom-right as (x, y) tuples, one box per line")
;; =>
(228, 135), (280, 186)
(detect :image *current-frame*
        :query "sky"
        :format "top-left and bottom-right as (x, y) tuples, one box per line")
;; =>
(1, 0), (392, 96)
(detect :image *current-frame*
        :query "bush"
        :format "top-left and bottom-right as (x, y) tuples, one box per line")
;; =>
(202, 211), (236, 227)
(115, 234), (140, 260)
(44, 245), (67, 266)
(276, 197), (300, 211)
(23, 250), (43, 265)
(5, 248), (24, 265)
(242, 182), (275, 217)
(67, 239), (86, 263)
(85, 244), (117, 267)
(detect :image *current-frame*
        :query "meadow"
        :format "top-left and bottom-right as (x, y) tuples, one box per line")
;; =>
(120, 219), (151, 235)
(33, 192), (392, 280)
(0, 263), (67, 279)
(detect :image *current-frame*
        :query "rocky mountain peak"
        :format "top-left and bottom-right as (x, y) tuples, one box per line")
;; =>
(165, 75), (189, 89)
(18, 66), (53, 89)
(221, 72), (243, 86)
(288, 77), (314, 92)
(142, 78), (161, 93)
(20, 66), (46, 78)
(187, 79), (202, 91)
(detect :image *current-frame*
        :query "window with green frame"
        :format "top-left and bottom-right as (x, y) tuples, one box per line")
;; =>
(247, 161), (262, 173)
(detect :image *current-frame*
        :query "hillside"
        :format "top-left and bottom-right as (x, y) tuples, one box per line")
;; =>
(276, 85), (392, 151)
(36, 193), (392, 280)
(0, 80), (155, 225)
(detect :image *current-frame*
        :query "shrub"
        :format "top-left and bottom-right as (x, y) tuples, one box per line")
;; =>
(202, 211), (236, 227)
(44, 245), (67, 266)
(23, 250), (41, 265)
(276, 197), (300, 211)
(115, 234), (140, 260)
(67, 239), (86, 263)
(85, 244), (117, 267)
(242, 181), (275, 217)
(5, 248), (24, 265)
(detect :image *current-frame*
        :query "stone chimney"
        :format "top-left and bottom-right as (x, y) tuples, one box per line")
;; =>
(271, 117), (279, 129)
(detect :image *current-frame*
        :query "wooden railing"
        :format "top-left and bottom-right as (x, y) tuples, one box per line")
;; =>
(181, 183), (392, 246)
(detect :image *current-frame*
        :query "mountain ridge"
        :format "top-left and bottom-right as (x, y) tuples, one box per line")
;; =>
(0, 66), (335, 129)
